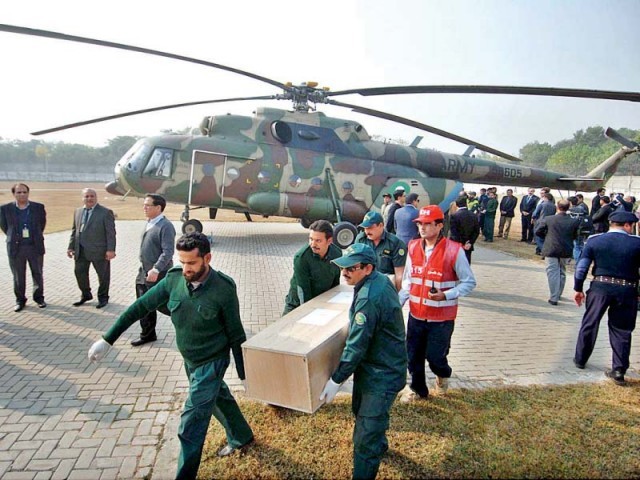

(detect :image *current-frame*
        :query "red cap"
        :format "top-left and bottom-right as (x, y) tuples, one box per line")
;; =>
(414, 205), (444, 223)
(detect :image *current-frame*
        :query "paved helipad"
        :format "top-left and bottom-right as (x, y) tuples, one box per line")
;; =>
(0, 221), (638, 479)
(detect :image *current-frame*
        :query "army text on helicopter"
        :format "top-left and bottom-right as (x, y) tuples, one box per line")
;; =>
(2, 24), (639, 248)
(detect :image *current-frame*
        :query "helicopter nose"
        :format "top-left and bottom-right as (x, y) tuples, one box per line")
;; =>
(105, 181), (125, 196)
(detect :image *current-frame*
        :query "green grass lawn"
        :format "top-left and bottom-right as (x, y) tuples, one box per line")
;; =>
(200, 381), (640, 479)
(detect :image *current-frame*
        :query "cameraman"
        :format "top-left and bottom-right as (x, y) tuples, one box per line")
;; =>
(568, 196), (593, 262)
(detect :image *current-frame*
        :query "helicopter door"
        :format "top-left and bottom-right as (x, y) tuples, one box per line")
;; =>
(190, 150), (228, 207)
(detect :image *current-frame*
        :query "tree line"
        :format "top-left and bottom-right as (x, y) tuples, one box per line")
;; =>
(1, 125), (638, 175)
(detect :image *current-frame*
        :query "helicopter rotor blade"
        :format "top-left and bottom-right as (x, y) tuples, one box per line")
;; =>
(328, 99), (523, 162)
(31, 95), (277, 135)
(328, 85), (640, 103)
(0, 24), (287, 91)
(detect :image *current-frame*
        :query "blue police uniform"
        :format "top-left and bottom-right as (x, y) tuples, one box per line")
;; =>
(354, 230), (406, 275)
(573, 213), (640, 380)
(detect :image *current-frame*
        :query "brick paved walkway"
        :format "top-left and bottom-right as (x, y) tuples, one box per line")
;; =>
(0, 221), (638, 479)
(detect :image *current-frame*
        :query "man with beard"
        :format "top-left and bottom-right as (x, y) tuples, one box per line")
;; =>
(88, 233), (254, 479)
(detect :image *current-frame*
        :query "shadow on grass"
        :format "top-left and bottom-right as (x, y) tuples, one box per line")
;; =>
(200, 383), (640, 479)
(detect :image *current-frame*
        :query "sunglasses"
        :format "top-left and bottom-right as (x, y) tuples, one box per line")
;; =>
(341, 264), (364, 273)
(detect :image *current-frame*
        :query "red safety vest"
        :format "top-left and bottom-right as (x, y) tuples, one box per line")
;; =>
(408, 237), (461, 321)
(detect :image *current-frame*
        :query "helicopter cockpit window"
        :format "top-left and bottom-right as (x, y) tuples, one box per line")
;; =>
(271, 121), (292, 143)
(143, 148), (173, 178)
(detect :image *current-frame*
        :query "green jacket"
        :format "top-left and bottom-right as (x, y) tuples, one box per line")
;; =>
(355, 230), (407, 275)
(284, 243), (342, 313)
(332, 270), (407, 393)
(103, 266), (247, 377)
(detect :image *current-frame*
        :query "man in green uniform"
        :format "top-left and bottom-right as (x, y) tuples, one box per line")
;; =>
(355, 211), (407, 291)
(320, 244), (407, 480)
(88, 233), (253, 480)
(283, 219), (342, 314)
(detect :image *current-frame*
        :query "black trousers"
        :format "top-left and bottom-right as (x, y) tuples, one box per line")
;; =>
(135, 269), (167, 340)
(521, 214), (534, 241)
(406, 315), (455, 397)
(575, 283), (638, 373)
(74, 247), (110, 301)
(8, 245), (44, 304)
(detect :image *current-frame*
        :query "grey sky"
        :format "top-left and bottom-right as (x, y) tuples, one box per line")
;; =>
(1, 0), (639, 157)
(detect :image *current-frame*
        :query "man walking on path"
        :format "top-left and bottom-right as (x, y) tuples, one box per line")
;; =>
(535, 199), (580, 305)
(88, 233), (254, 479)
(320, 244), (407, 480)
(398, 205), (476, 402)
(130, 194), (176, 347)
(573, 211), (640, 386)
(67, 188), (116, 309)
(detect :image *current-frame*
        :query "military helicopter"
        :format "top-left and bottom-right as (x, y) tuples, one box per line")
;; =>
(2, 24), (639, 248)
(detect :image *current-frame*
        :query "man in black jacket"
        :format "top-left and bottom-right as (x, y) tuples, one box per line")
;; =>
(592, 196), (613, 233)
(385, 189), (406, 234)
(0, 183), (47, 312)
(536, 199), (580, 305)
(449, 195), (480, 264)
(497, 189), (518, 239)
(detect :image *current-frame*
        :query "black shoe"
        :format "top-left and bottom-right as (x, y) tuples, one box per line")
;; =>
(605, 369), (626, 386)
(217, 438), (254, 457)
(131, 336), (157, 347)
(37, 301), (47, 308)
(73, 296), (93, 307)
(14, 303), (26, 312)
(519, 239), (528, 242)
(95, 300), (108, 309)
(548, 300), (558, 306)
(573, 359), (585, 369)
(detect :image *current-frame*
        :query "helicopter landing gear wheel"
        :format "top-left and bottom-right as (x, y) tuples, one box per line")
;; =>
(182, 219), (203, 234)
(300, 217), (312, 229)
(333, 221), (358, 249)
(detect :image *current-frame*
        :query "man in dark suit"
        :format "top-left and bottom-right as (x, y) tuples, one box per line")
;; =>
(519, 187), (539, 242)
(449, 195), (480, 264)
(394, 193), (420, 246)
(384, 189), (405, 234)
(497, 189), (518, 239)
(535, 199), (580, 305)
(131, 194), (176, 347)
(0, 183), (47, 312)
(67, 188), (116, 309)
(591, 187), (606, 218)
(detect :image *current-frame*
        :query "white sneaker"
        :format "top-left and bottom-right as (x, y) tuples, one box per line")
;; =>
(398, 386), (417, 404)
(435, 376), (449, 395)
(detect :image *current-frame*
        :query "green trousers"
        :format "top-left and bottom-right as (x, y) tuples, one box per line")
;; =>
(351, 387), (397, 480)
(176, 356), (253, 480)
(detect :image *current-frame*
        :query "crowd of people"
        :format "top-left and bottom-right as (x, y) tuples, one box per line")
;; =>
(2, 181), (639, 480)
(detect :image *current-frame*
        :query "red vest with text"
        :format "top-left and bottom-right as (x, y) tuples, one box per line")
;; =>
(408, 237), (461, 321)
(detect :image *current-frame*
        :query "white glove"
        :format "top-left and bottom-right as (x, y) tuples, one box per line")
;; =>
(88, 339), (111, 362)
(319, 378), (341, 403)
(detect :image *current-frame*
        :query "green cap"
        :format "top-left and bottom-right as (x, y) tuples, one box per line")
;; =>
(359, 211), (384, 227)
(332, 243), (377, 268)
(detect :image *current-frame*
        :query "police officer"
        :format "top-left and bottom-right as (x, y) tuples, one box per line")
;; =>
(355, 211), (407, 291)
(88, 233), (253, 479)
(320, 244), (407, 480)
(573, 211), (640, 386)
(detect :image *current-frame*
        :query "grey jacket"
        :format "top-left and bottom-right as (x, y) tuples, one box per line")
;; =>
(68, 204), (116, 261)
(136, 216), (176, 284)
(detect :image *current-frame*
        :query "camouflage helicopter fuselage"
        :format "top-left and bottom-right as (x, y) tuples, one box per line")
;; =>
(109, 107), (631, 226)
